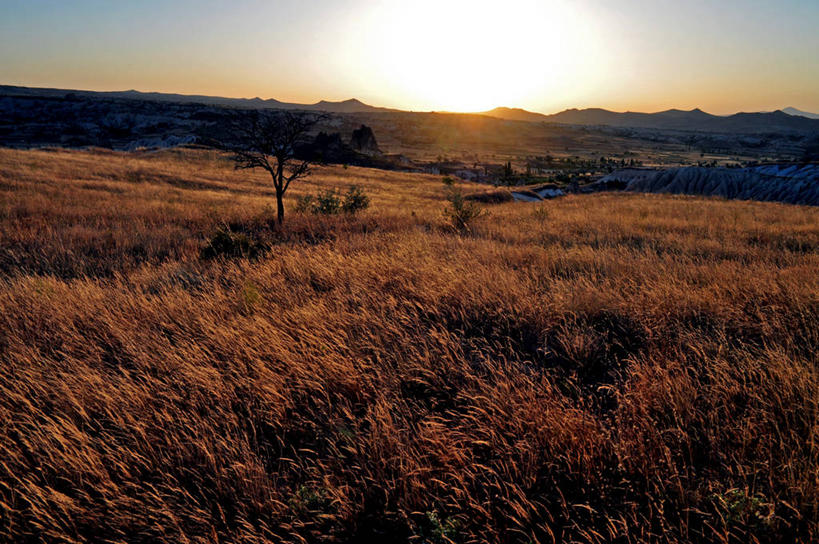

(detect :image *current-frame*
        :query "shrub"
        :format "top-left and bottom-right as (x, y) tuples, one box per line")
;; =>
(442, 175), (454, 186)
(533, 205), (550, 223)
(312, 189), (342, 215)
(295, 194), (314, 214)
(712, 489), (772, 529)
(443, 188), (484, 232)
(418, 511), (459, 544)
(289, 485), (334, 515)
(341, 185), (370, 215)
(299, 186), (370, 216)
(200, 225), (267, 260)
(241, 281), (262, 313)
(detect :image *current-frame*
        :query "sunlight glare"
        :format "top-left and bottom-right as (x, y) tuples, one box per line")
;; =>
(362, 0), (592, 111)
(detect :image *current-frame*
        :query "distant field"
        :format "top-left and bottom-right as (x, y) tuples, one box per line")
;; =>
(1, 148), (817, 543)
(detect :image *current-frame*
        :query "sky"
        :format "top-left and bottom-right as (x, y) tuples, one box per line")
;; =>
(1, 0), (817, 115)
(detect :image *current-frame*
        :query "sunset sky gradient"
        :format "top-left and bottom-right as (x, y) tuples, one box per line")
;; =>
(1, 0), (817, 114)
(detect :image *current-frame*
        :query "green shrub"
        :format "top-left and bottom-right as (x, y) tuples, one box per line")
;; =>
(200, 225), (267, 260)
(341, 185), (370, 215)
(418, 511), (459, 544)
(288, 485), (334, 515)
(294, 194), (314, 214)
(533, 205), (550, 223)
(444, 188), (484, 232)
(299, 186), (370, 216)
(241, 281), (262, 313)
(312, 189), (342, 215)
(712, 489), (772, 529)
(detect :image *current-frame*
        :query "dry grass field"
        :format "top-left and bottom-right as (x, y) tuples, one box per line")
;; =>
(1, 147), (818, 543)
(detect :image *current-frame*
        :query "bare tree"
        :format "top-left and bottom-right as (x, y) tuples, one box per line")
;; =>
(224, 110), (324, 225)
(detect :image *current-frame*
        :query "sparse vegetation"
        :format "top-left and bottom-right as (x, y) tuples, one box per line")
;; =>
(296, 185), (370, 215)
(341, 185), (370, 214)
(201, 224), (268, 260)
(312, 188), (343, 215)
(0, 147), (817, 543)
(443, 187), (485, 232)
(223, 110), (324, 225)
(294, 193), (315, 213)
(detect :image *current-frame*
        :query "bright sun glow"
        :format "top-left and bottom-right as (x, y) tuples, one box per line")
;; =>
(353, 0), (600, 112)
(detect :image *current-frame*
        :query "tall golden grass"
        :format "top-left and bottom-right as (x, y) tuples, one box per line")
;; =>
(1, 147), (817, 543)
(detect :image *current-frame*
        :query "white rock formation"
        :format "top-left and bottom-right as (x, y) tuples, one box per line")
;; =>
(597, 165), (819, 206)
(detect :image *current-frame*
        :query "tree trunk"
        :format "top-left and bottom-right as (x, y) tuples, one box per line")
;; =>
(275, 187), (284, 225)
(271, 168), (285, 226)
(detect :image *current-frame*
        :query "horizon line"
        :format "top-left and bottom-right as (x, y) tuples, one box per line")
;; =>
(1, 82), (814, 118)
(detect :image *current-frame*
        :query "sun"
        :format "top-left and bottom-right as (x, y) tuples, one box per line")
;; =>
(357, 0), (589, 112)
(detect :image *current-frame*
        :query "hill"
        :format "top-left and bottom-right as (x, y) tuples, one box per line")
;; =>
(597, 164), (819, 206)
(2, 84), (817, 164)
(483, 105), (819, 133)
(1, 147), (818, 543)
(5, 85), (819, 133)
(482, 106), (551, 123)
(783, 107), (819, 120)
(0, 84), (397, 113)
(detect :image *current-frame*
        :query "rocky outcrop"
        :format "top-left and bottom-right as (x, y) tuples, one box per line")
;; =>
(350, 125), (380, 155)
(511, 185), (566, 202)
(532, 184), (566, 199)
(294, 132), (355, 163)
(596, 165), (819, 206)
(294, 130), (403, 170)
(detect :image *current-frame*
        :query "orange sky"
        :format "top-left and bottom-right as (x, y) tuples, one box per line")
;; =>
(1, 0), (817, 115)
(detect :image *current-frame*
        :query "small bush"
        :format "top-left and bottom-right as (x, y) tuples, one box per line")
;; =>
(444, 188), (484, 232)
(241, 281), (262, 313)
(418, 511), (459, 544)
(712, 489), (773, 529)
(200, 225), (267, 260)
(442, 175), (454, 186)
(312, 189), (342, 215)
(341, 185), (370, 215)
(288, 485), (334, 515)
(533, 205), (550, 223)
(294, 194), (314, 214)
(299, 186), (370, 216)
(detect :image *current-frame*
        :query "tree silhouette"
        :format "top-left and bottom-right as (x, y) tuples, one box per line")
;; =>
(224, 110), (325, 225)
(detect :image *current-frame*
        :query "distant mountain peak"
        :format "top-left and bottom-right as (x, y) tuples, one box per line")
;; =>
(481, 106), (549, 122)
(783, 107), (819, 120)
(316, 98), (363, 105)
(309, 97), (393, 113)
(488, 106), (528, 112)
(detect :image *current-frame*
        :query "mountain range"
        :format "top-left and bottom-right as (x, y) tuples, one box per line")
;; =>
(482, 106), (819, 133)
(0, 85), (398, 114)
(3, 84), (818, 134)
